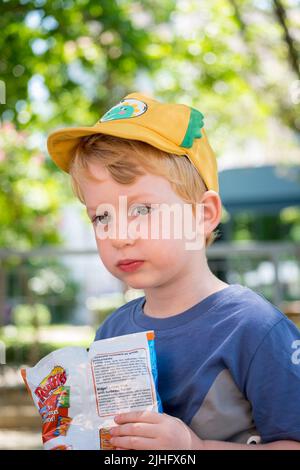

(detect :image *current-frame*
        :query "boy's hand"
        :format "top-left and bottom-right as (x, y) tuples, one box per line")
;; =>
(109, 410), (202, 450)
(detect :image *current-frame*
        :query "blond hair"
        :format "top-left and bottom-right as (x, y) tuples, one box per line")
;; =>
(69, 134), (219, 248)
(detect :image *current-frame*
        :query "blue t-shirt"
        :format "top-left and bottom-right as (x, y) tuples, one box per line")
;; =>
(94, 283), (300, 444)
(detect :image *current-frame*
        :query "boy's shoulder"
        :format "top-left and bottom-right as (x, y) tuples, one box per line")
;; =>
(223, 283), (286, 327)
(213, 284), (290, 346)
(94, 284), (288, 342)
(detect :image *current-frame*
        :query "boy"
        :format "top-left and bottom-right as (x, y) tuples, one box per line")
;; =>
(47, 92), (300, 450)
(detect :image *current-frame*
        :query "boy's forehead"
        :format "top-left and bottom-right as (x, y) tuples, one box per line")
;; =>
(82, 167), (172, 196)
(83, 160), (109, 181)
(86, 191), (157, 213)
(83, 174), (178, 214)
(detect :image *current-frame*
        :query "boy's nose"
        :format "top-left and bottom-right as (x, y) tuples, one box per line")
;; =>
(111, 234), (136, 249)
(110, 218), (138, 249)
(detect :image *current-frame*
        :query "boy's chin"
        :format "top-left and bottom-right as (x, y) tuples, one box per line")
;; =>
(126, 277), (164, 290)
(126, 279), (148, 290)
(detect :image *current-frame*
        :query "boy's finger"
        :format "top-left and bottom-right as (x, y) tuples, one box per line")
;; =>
(114, 410), (161, 424)
(110, 435), (156, 450)
(110, 422), (157, 438)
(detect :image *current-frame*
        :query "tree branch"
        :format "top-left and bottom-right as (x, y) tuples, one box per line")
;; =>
(272, 0), (300, 78)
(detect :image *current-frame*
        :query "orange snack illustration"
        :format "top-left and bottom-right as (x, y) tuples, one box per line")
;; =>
(51, 445), (72, 450)
(99, 428), (116, 450)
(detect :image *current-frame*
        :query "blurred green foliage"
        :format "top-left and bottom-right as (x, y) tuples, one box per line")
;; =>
(0, 122), (68, 248)
(0, 0), (299, 148)
(12, 303), (51, 327)
(0, 324), (94, 365)
(0, 1), (299, 268)
(0, 0), (299, 248)
(88, 291), (125, 326)
(232, 209), (300, 242)
(3, 256), (81, 324)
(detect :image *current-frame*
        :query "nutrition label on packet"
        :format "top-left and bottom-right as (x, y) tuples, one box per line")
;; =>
(91, 348), (155, 416)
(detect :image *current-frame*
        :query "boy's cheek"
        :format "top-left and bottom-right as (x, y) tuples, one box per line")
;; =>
(94, 241), (112, 267)
(94, 235), (109, 252)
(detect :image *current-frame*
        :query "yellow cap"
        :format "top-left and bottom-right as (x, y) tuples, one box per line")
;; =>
(47, 92), (219, 192)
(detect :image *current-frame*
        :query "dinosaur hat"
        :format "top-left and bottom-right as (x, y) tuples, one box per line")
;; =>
(47, 92), (219, 192)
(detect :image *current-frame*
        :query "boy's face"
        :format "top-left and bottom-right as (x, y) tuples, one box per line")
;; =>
(79, 161), (206, 290)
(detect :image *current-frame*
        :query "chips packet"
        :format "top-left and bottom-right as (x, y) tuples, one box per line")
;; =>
(21, 330), (162, 450)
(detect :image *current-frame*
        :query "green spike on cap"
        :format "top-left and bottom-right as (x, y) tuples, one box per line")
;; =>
(180, 107), (204, 148)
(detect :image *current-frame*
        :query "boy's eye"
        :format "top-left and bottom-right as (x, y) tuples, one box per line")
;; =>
(93, 211), (111, 225)
(129, 205), (153, 217)
(92, 205), (153, 226)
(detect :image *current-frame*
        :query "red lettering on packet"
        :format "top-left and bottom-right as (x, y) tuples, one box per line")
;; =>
(34, 366), (67, 403)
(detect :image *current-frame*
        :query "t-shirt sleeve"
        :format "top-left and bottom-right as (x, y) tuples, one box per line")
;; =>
(94, 322), (108, 342)
(94, 327), (102, 342)
(245, 317), (300, 443)
(94, 316), (112, 341)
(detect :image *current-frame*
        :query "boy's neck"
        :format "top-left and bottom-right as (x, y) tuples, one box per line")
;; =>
(142, 260), (229, 319)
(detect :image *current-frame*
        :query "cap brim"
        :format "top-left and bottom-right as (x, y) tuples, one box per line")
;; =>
(47, 121), (189, 173)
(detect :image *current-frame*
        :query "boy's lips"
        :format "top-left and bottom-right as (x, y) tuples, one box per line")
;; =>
(117, 259), (144, 266)
(116, 259), (145, 272)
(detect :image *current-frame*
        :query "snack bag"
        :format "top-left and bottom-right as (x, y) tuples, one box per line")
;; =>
(21, 331), (162, 450)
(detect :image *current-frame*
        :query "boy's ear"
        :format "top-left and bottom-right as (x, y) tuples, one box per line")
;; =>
(200, 190), (222, 238)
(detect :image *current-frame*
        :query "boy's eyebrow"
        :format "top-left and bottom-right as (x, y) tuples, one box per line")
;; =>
(86, 192), (156, 215)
